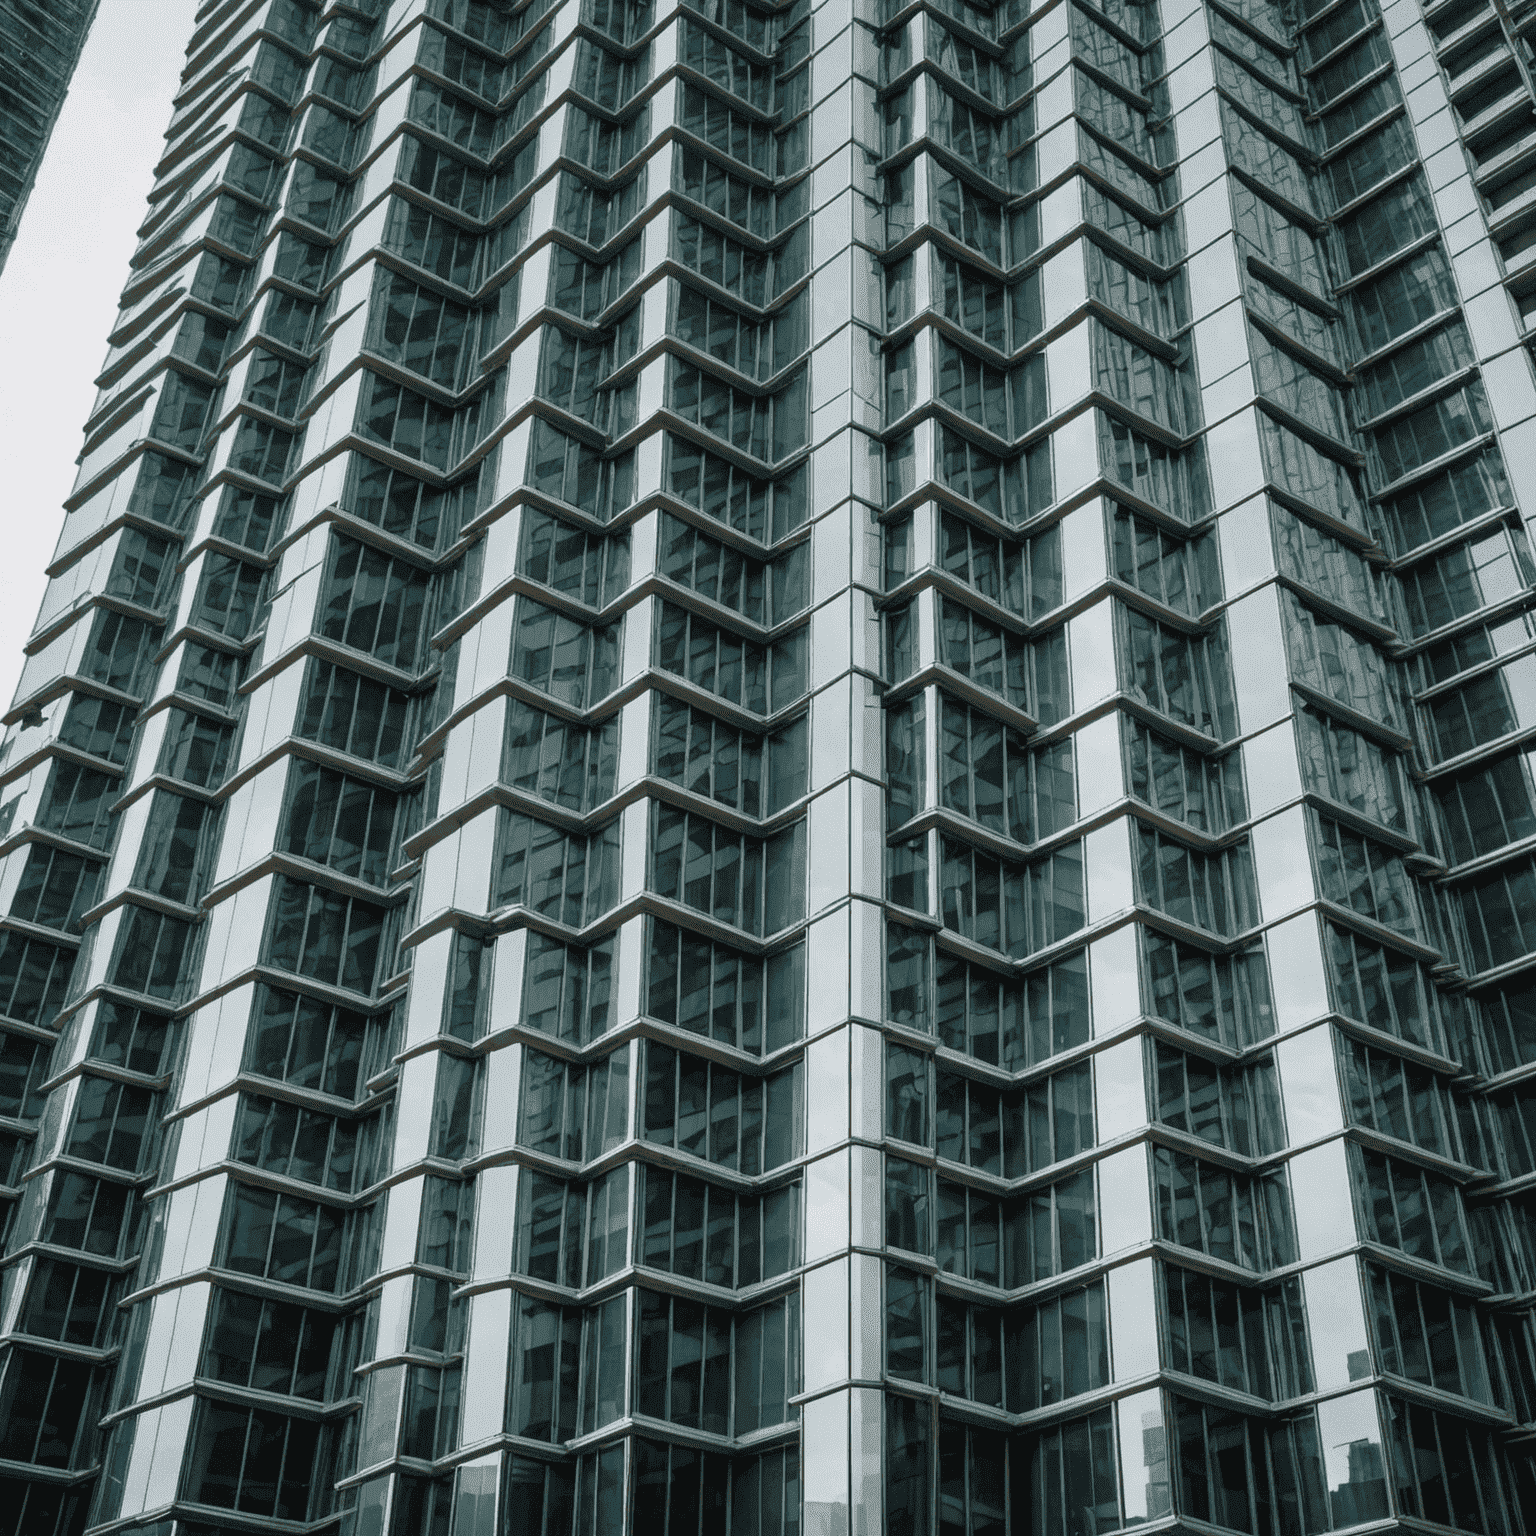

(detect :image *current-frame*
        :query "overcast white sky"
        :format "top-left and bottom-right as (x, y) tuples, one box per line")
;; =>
(0, 0), (200, 709)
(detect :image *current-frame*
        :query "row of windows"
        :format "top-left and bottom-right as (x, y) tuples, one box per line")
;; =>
(650, 804), (804, 936)
(642, 917), (804, 1054)
(639, 1164), (799, 1289)
(655, 694), (807, 817)
(642, 1041), (800, 1173)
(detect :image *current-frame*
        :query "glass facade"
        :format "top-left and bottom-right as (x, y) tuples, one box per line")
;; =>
(0, 0), (99, 276)
(0, 0), (1536, 1531)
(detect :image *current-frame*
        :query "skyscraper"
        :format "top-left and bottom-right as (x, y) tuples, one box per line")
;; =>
(2, 0), (1536, 1530)
(0, 0), (99, 277)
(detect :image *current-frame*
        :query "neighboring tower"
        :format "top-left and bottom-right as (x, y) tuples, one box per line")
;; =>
(0, 0), (100, 277)
(1, 0), (1536, 1535)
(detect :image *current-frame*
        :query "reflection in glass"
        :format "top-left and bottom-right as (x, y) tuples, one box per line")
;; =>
(1118, 1388), (1171, 1523)
(1316, 1389), (1390, 1526)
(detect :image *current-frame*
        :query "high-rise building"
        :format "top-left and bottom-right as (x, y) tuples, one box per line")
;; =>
(0, 0), (99, 277)
(4, 0), (1536, 1531)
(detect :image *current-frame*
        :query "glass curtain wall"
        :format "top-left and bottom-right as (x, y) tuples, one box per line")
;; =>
(0, 0), (1532, 1531)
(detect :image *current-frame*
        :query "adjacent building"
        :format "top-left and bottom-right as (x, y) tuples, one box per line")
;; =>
(0, 0), (1535, 1531)
(0, 0), (99, 277)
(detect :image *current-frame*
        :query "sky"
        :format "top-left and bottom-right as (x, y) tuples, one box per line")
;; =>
(0, 0), (201, 709)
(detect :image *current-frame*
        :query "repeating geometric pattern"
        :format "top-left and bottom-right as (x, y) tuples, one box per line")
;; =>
(0, 0), (1534, 1531)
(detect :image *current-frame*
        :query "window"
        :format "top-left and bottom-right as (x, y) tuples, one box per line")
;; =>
(1092, 325), (1197, 436)
(245, 986), (368, 1100)
(66, 1077), (153, 1171)
(9, 843), (100, 931)
(110, 906), (193, 999)
(511, 598), (620, 708)
(1382, 1396), (1517, 1534)
(131, 791), (212, 904)
(57, 696), (135, 765)
(1350, 1145), (1471, 1274)
(673, 280), (804, 381)
(665, 434), (807, 542)
(0, 1031), (50, 1119)
(429, 1052), (481, 1161)
(357, 371), (455, 469)
(15, 761), (112, 860)
(243, 349), (306, 417)
(1282, 590), (1400, 727)
(938, 597), (1027, 707)
(551, 239), (642, 323)
(520, 932), (615, 1043)
(637, 1290), (799, 1435)
(650, 805), (804, 935)
(1151, 1040), (1285, 1156)
(369, 272), (473, 390)
(156, 708), (233, 788)
(222, 1182), (343, 1290)
(17, 1260), (118, 1348)
(234, 1094), (360, 1191)
(519, 1046), (629, 1162)
(657, 514), (807, 623)
(298, 659), (413, 768)
(265, 876), (385, 995)
(503, 1296), (579, 1442)
(1365, 1262), (1493, 1404)
(202, 1289), (336, 1399)
(638, 1164), (798, 1287)
(1153, 1145), (1296, 1270)
(1455, 855), (1536, 974)
(538, 323), (634, 433)
(1324, 922), (1447, 1053)
(654, 695), (807, 817)
(192, 554), (265, 638)
(416, 1174), (474, 1273)
(349, 456), (464, 549)
(176, 643), (242, 709)
(185, 1402), (320, 1520)
(1259, 413), (1370, 533)
(1135, 825), (1258, 937)
(1295, 706), (1411, 835)
(493, 808), (619, 927)
(1340, 1036), (1459, 1159)
(941, 697), (1073, 842)
(527, 419), (636, 521)
(886, 927), (1092, 1068)
(383, 196), (478, 287)
(643, 1041), (800, 1171)
(320, 537), (430, 670)
(1125, 721), (1244, 833)
(0, 1350), (97, 1468)
(282, 761), (399, 884)
(81, 610), (157, 696)
(87, 1003), (171, 1076)
(1381, 447), (1510, 557)
(514, 1165), (630, 1287)
(1164, 1265), (1311, 1400)
(399, 136), (487, 217)
(939, 835), (1083, 957)
(1120, 606), (1236, 738)
(1171, 1396), (1328, 1533)
(41, 1172), (130, 1257)
(643, 918), (803, 1053)
(668, 359), (806, 461)
(1111, 505), (1220, 615)
(555, 168), (645, 246)
(520, 509), (631, 610)
(656, 601), (806, 713)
